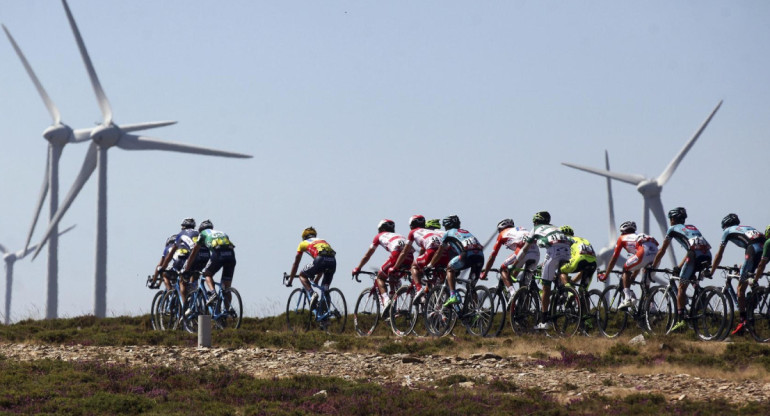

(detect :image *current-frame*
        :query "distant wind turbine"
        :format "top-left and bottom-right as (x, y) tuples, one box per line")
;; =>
(33, 0), (253, 318)
(562, 101), (722, 266)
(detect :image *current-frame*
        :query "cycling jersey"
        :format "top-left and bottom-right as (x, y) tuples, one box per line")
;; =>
(297, 238), (336, 258)
(370, 232), (408, 252)
(613, 233), (659, 272)
(526, 224), (572, 248)
(197, 229), (236, 280)
(720, 225), (764, 249)
(441, 228), (484, 273)
(764, 239), (770, 259)
(197, 229), (235, 250)
(408, 228), (443, 251)
(526, 224), (571, 282)
(171, 229), (210, 273)
(664, 224), (711, 252)
(560, 236), (597, 276)
(494, 227), (540, 268)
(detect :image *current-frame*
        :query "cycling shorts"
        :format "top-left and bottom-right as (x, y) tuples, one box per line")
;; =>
(300, 255), (336, 287)
(740, 242), (764, 281)
(680, 249), (711, 281)
(501, 248), (540, 268)
(203, 249), (237, 281)
(623, 242), (658, 272)
(447, 250), (484, 275)
(560, 255), (596, 274)
(415, 248), (449, 268)
(541, 243), (571, 282)
(381, 250), (413, 275)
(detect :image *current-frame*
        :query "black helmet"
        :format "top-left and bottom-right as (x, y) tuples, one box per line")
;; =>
(619, 221), (637, 234)
(497, 218), (515, 232)
(721, 213), (740, 230)
(377, 219), (395, 233)
(165, 234), (178, 246)
(667, 207), (687, 224)
(533, 211), (551, 225)
(409, 215), (426, 230)
(181, 217), (196, 229)
(442, 215), (461, 230)
(198, 219), (214, 231)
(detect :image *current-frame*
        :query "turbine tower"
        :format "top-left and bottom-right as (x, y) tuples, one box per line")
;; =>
(562, 101), (722, 265)
(1, 226), (75, 324)
(33, 0), (253, 318)
(3, 25), (175, 320)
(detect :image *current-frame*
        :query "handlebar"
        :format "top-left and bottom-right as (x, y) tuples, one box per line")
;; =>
(352, 270), (376, 283)
(145, 275), (161, 289)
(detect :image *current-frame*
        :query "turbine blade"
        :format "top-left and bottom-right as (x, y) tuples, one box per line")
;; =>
(24, 152), (51, 250)
(483, 230), (497, 250)
(604, 150), (618, 242)
(119, 121), (178, 133)
(22, 225), (76, 259)
(648, 197), (670, 242)
(3, 24), (61, 124)
(562, 162), (645, 185)
(116, 134), (253, 158)
(656, 100), (723, 186)
(61, 0), (113, 125)
(72, 128), (94, 143)
(32, 142), (98, 259)
(0, 243), (7, 254)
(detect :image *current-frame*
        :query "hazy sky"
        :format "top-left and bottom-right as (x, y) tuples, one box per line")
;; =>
(2, 1), (769, 322)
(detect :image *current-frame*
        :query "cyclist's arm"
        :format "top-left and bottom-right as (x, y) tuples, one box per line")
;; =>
(183, 245), (201, 273)
(391, 245), (409, 271)
(710, 243), (726, 273)
(651, 238), (670, 269)
(354, 246), (377, 272)
(153, 247), (176, 281)
(755, 257), (769, 279)
(427, 245), (446, 268)
(289, 251), (303, 283)
(481, 245), (500, 277)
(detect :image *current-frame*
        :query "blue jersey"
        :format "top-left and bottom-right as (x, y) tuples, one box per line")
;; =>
(665, 224), (711, 252)
(441, 228), (483, 254)
(174, 229), (199, 253)
(162, 242), (174, 257)
(720, 225), (764, 249)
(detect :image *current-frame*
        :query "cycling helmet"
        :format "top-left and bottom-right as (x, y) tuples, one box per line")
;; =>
(409, 215), (426, 230)
(497, 218), (515, 232)
(165, 234), (178, 246)
(181, 217), (196, 229)
(198, 219), (214, 231)
(667, 207), (687, 224)
(302, 227), (317, 240)
(721, 213), (740, 230)
(533, 211), (551, 225)
(425, 219), (441, 230)
(560, 225), (574, 236)
(377, 219), (395, 233)
(442, 215), (461, 230)
(619, 221), (637, 234)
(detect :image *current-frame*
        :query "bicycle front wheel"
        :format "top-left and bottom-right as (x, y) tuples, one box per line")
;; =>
(150, 289), (165, 331)
(286, 288), (312, 332)
(424, 285), (455, 337)
(214, 287), (243, 329)
(158, 290), (182, 331)
(509, 288), (540, 335)
(183, 291), (206, 334)
(748, 287), (770, 342)
(550, 286), (582, 338)
(693, 286), (727, 341)
(390, 285), (417, 337)
(354, 288), (380, 336)
(463, 285), (493, 337)
(597, 285), (628, 338)
(645, 286), (675, 335)
(582, 288), (603, 336)
(322, 288), (347, 334)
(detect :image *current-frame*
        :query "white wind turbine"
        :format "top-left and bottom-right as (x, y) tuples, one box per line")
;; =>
(3, 24), (175, 320)
(562, 101), (722, 266)
(1, 226), (75, 324)
(33, 0), (253, 318)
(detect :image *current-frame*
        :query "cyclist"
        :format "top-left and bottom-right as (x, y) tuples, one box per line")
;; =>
(709, 213), (765, 335)
(754, 226), (770, 282)
(602, 221), (659, 310)
(513, 211), (572, 330)
(480, 219), (540, 298)
(287, 227), (336, 312)
(426, 215), (484, 306)
(150, 233), (181, 291)
(558, 225), (597, 287)
(389, 215), (447, 297)
(651, 207), (712, 332)
(352, 219), (413, 315)
(184, 220), (237, 307)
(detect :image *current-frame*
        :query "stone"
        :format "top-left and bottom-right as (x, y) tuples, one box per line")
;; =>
(402, 357), (423, 364)
(629, 334), (646, 346)
(313, 390), (328, 398)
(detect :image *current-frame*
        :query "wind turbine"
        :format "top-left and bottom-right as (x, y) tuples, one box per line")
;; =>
(562, 100), (722, 266)
(2, 25), (175, 320)
(1, 226), (75, 324)
(33, 0), (253, 318)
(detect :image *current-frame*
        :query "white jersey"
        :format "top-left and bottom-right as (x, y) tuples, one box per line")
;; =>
(370, 232), (407, 252)
(408, 228), (443, 250)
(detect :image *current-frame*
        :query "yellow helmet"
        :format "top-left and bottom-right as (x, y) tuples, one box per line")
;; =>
(302, 227), (317, 240)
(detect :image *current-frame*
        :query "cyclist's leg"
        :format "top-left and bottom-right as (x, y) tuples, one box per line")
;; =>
(500, 252), (520, 296)
(541, 244), (569, 318)
(413, 249), (434, 292)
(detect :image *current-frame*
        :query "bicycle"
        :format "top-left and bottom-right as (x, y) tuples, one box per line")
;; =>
(180, 272), (243, 333)
(508, 266), (582, 337)
(488, 265), (536, 337)
(714, 265), (742, 340)
(352, 269), (404, 336)
(643, 267), (727, 340)
(388, 266), (446, 337)
(596, 268), (661, 337)
(423, 270), (494, 337)
(146, 274), (165, 331)
(566, 271), (604, 337)
(284, 272), (347, 333)
(715, 266), (770, 342)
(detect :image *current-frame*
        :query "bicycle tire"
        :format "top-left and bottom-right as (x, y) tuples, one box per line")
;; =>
(550, 286), (582, 338)
(645, 285), (675, 335)
(353, 288), (380, 336)
(424, 285), (454, 337)
(286, 288), (312, 332)
(150, 289), (165, 331)
(748, 287), (770, 342)
(214, 287), (243, 329)
(693, 286), (727, 341)
(717, 289), (735, 341)
(183, 290), (206, 334)
(582, 288), (603, 336)
(463, 285), (493, 337)
(158, 290), (183, 331)
(390, 285), (417, 337)
(509, 287), (540, 335)
(322, 288), (347, 334)
(597, 285), (628, 338)
(491, 287), (511, 337)
(411, 289), (431, 337)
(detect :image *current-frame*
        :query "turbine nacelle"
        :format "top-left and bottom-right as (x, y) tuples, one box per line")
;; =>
(636, 179), (662, 197)
(42, 123), (74, 146)
(90, 124), (121, 148)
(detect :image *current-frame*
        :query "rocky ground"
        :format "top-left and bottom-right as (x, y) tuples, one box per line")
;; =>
(3, 342), (770, 404)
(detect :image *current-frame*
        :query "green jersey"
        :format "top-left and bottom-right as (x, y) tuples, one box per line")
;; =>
(763, 239), (770, 259)
(526, 224), (571, 248)
(569, 236), (596, 262)
(197, 229), (235, 250)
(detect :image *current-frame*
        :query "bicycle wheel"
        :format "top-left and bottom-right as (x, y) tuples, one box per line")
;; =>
(150, 289), (165, 330)
(550, 286), (582, 337)
(463, 285), (494, 337)
(693, 287), (727, 341)
(353, 288), (380, 336)
(597, 285), (628, 338)
(214, 287), (243, 329)
(411, 289), (431, 337)
(183, 291), (206, 334)
(645, 286), (675, 335)
(158, 290), (182, 331)
(716, 290), (735, 341)
(748, 287), (770, 342)
(322, 288), (347, 334)
(286, 288), (312, 332)
(390, 285), (417, 336)
(424, 285), (455, 337)
(509, 288), (540, 335)
(491, 287), (511, 337)
(581, 288), (603, 336)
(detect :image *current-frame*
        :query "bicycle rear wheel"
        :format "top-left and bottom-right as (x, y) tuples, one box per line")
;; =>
(550, 286), (582, 338)
(645, 286), (675, 335)
(354, 288), (380, 336)
(463, 285), (493, 337)
(390, 285), (417, 336)
(214, 287), (243, 329)
(490, 287), (511, 337)
(748, 287), (770, 342)
(183, 291), (206, 334)
(424, 285), (455, 337)
(693, 286), (727, 341)
(322, 288), (347, 334)
(150, 289), (165, 330)
(158, 290), (182, 331)
(286, 288), (312, 332)
(509, 288), (540, 335)
(597, 285), (628, 338)
(581, 288), (603, 336)
(718, 290), (736, 341)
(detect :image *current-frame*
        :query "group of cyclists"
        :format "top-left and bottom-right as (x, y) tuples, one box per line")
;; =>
(287, 207), (770, 337)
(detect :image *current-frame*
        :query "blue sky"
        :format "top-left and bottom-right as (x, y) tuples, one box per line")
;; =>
(1, 1), (769, 321)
